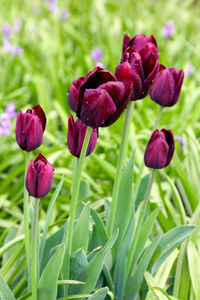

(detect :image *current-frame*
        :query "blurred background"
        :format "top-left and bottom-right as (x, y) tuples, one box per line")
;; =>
(0, 0), (200, 237)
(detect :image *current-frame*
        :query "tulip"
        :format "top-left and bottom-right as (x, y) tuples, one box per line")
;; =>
(76, 67), (133, 128)
(144, 128), (175, 169)
(68, 76), (85, 112)
(150, 65), (184, 107)
(67, 114), (98, 158)
(116, 34), (159, 100)
(25, 153), (54, 198)
(16, 104), (46, 152)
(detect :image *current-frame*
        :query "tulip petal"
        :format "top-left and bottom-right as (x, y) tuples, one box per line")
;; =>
(68, 76), (85, 112)
(161, 128), (175, 166)
(32, 104), (46, 131)
(142, 58), (159, 98)
(98, 81), (125, 108)
(67, 115), (76, 156)
(122, 34), (131, 55)
(169, 69), (184, 106)
(127, 34), (158, 55)
(25, 160), (38, 198)
(86, 128), (98, 156)
(36, 161), (54, 198)
(16, 110), (26, 150)
(25, 115), (43, 152)
(80, 88), (116, 128)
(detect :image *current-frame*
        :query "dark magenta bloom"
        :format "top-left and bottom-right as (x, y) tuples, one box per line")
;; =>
(116, 34), (159, 100)
(68, 76), (85, 112)
(16, 105), (46, 152)
(150, 65), (184, 107)
(67, 115), (97, 158)
(144, 128), (175, 169)
(77, 67), (133, 128)
(25, 153), (54, 198)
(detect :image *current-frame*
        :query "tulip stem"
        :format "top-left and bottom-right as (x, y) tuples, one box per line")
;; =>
(32, 198), (40, 300)
(108, 101), (134, 238)
(154, 106), (163, 129)
(24, 152), (31, 272)
(63, 126), (92, 295)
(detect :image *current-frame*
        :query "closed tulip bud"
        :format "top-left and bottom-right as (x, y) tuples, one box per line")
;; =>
(76, 67), (133, 128)
(25, 153), (54, 198)
(16, 105), (46, 152)
(116, 34), (159, 100)
(144, 128), (175, 169)
(68, 76), (85, 112)
(150, 65), (184, 107)
(67, 114), (97, 158)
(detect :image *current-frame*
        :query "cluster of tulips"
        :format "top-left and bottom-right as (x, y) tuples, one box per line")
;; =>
(15, 33), (184, 299)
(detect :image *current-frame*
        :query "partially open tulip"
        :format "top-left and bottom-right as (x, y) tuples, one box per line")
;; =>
(68, 76), (85, 112)
(150, 65), (184, 107)
(67, 115), (97, 158)
(25, 153), (54, 198)
(76, 67), (133, 128)
(116, 34), (159, 100)
(16, 105), (46, 152)
(144, 129), (175, 169)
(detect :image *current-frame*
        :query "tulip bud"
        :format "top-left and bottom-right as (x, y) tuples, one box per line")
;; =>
(67, 115), (97, 158)
(77, 67), (133, 128)
(25, 153), (54, 198)
(144, 129), (175, 169)
(16, 105), (46, 152)
(150, 65), (184, 107)
(68, 76), (85, 112)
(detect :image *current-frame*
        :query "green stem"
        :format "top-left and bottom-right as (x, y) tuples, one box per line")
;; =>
(108, 101), (133, 238)
(24, 152), (30, 271)
(32, 199), (40, 300)
(153, 106), (163, 130)
(63, 126), (92, 294)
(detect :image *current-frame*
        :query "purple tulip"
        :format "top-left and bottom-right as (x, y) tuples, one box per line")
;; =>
(67, 115), (98, 158)
(68, 76), (85, 112)
(91, 48), (103, 61)
(25, 153), (54, 198)
(150, 65), (184, 107)
(116, 34), (159, 100)
(163, 21), (174, 39)
(76, 67), (133, 128)
(144, 129), (175, 169)
(16, 104), (46, 152)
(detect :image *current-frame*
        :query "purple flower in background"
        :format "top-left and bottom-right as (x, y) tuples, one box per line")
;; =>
(2, 39), (12, 53)
(12, 45), (24, 56)
(60, 9), (69, 22)
(13, 19), (22, 32)
(163, 21), (174, 38)
(6, 103), (17, 118)
(187, 63), (194, 77)
(1, 113), (11, 128)
(0, 126), (10, 136)
(176, 136), (184, 152)
(49, 0), (57, 13)
(96, 62), (104, 68)
(91, 48), (103, 61)
(2, 24), (12, 38)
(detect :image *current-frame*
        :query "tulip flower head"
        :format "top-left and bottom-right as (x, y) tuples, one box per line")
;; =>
(144, 128), (175, 169)
(16, 104), (46, 152)
(68, 76), (85, 112)
(150, 65), (184, 107)
(25, 153), (54, 198)
(116, 34), (159, 100)
(76, 67), (133, 128)
(67, 115), (98, 158)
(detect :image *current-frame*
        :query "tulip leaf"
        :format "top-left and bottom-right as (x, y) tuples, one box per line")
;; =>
(40, 176), (64, 268)
(187, 241), (200, 299)
(70, 248), (88, 281)
(135, 173), (151, 209)
(151, 225), (195, 274)
(113, 152), (135, 256)
(89, 287), (109, 299)
(0, 274), (15, 300)
(125, 236), (160, 300)
(38, 243), (65, 300)
(72, 202), (90, 253)
(70, 230), (118, 294)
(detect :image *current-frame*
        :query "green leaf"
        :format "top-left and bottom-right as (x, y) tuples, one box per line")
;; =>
(89, 287), (109, 299)
(187, 241), (200, 299)
(38, 243), (65, 300)
(70, 230), (118, 295)
(0, 274), (15, 300)
(72, 203), (90, 253)
(151, 226), (195, 274)
(135, 174), (151, 209)
(40, 176), (64, 267)
(125, 236), (160, 300)
(113, 152), (135, 255)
